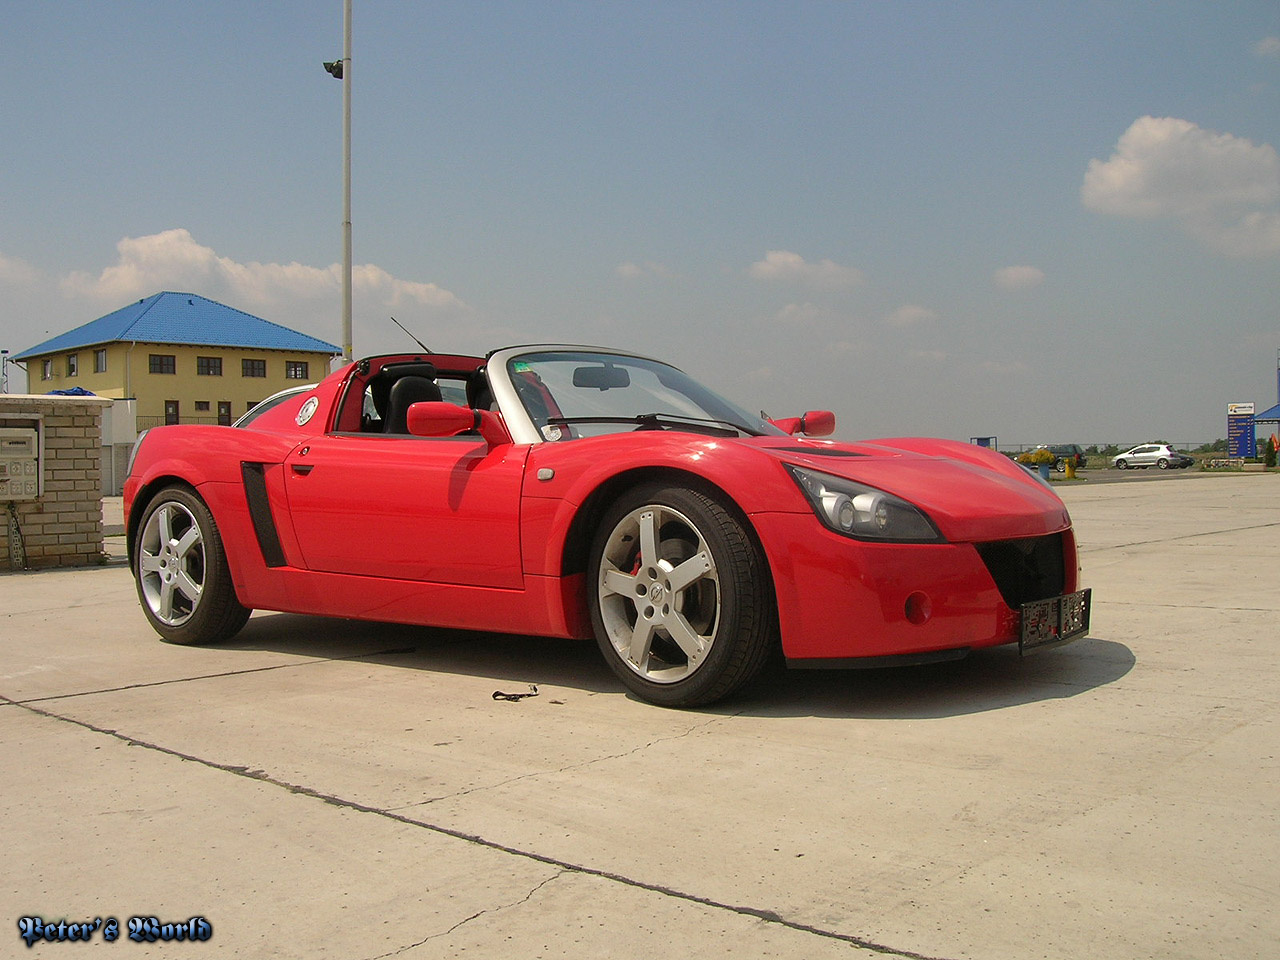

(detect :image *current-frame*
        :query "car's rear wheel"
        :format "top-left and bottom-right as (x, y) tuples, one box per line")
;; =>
(135, 486), (251, 645)
(1157, 458), (1169, 469)
(588, 484), (777, 707)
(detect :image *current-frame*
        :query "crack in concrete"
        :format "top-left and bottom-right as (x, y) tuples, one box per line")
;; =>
(3, 694), (956, 960)
(1099, 600), (1278, 612)
(358, 871), (568, 960)
(0, 647), (420, 707)
(387, 713), (728, 812)
(1087, 519), (1280, 552)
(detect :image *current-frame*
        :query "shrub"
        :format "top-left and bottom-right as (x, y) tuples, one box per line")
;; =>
(1017, 448), (1056, 465)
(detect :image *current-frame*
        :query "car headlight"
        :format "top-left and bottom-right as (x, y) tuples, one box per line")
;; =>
(785, 465), (943, 543)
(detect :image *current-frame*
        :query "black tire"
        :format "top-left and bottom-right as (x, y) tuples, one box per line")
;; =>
(1157, 458), (1169, 469)
(1116, 459), (1128, 470)
(134, 486), (251, 645)
(1055, 458), (1067, 473)
(587, 483), (777, 707)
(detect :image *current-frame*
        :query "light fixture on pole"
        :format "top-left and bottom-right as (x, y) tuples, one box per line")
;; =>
(324, 0), (353, 361)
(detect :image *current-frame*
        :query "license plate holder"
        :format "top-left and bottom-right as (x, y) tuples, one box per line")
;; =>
(1020, 588), (1091, 653)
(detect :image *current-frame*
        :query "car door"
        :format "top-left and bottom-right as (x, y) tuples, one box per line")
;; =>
(281, 433), (528, 589)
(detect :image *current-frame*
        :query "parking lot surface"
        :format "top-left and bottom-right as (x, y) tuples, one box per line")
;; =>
(3, 474), (1277, 959)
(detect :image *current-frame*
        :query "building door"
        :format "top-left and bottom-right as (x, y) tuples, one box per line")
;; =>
(217, 401), (232, 426)
(164, 400), (179, 425)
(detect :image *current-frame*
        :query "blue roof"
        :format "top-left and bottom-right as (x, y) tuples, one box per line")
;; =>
(1256, 401), (1280, 423)
(12, 292), (341, 360)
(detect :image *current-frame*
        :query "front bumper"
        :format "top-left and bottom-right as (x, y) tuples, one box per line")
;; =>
(753, 512), (1080, 662)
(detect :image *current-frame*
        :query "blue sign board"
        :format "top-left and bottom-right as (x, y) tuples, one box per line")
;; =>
(1227, 403), (1255, 458)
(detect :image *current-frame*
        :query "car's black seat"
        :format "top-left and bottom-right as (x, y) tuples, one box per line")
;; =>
(383, 375), (442, 433)
(466, 367), (494, 411)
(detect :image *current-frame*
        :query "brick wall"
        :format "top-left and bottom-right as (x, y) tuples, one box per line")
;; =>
(1, 395), (113, 570)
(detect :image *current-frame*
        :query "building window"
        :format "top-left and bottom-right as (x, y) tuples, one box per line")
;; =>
(285, 360), (309, 380)
(94, 349), (107, 373)
(149, 354), (176, 375)
(66, 354), (79, 377)
(247, 400), (259, 411)
(242, 358), (267, 378)
(41, 359), (53, 380)
(194, 401), (211, 412)
(197, 356), (223, 376)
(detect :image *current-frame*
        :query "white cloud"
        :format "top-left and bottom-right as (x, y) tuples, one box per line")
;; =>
(884, 304), (938, 327)
(748, 250), (863, 289)
(1254, 36), (1280, 57)
(775, 302), (826, 325)
(60, 228), (467, 313)
(994, 265), (1045, 290)
(1082, 116), (1280, 256)
(0, 252), (42, 287)
(616, 260), (671, 280)
(0, 229), (477, 363)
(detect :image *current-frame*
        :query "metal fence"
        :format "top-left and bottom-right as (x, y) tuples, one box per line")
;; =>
(1002, 442), (1219, 455)
(135, 416), (228, 430)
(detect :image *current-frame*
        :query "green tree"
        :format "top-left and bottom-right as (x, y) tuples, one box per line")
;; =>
(1266, 436), (1277, 468)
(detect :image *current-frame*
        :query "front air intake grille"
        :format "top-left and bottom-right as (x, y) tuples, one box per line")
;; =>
(974, 534), (1065, 610)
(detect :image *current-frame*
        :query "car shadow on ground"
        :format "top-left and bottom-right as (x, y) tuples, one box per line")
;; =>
(730, 636), (1135, 719)
(225, 613), (1134, 721)
(225, 612), (621, 692)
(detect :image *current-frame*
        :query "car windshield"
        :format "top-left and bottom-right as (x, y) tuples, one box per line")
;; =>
(506, 350), (785, 439)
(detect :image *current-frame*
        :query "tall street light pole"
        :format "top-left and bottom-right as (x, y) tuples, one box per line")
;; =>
(324, 0), (353, 362)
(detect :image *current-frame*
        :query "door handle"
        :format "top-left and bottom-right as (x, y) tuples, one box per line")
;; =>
(291, 464), (314, 476)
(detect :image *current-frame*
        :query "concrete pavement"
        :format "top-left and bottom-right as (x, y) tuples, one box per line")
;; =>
(2, 474), (1277, 958)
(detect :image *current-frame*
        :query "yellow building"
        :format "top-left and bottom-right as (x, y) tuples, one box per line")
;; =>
(12, 292), (339, 428)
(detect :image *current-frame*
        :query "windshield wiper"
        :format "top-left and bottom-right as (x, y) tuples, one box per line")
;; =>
(545, 413), (753, 437)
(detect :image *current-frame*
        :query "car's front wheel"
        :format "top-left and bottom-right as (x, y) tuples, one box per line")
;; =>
(587, 484), (777, 707)
(1116, 459), (1128, 470)
(134, 486), (251, 645)
(1055, 458), (1067, 473)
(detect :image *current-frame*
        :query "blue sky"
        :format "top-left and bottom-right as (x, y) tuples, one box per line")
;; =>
(3, 1), (1278, 445)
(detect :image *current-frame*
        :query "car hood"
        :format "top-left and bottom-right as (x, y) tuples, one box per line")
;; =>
(751, 435), (1072, 542)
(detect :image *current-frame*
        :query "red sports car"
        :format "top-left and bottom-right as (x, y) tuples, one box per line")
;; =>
(124, 345), (1089, 707)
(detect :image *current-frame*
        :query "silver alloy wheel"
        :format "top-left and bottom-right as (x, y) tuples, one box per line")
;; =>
(596, 503), (721, 684)
(138, 501), (206, 627)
